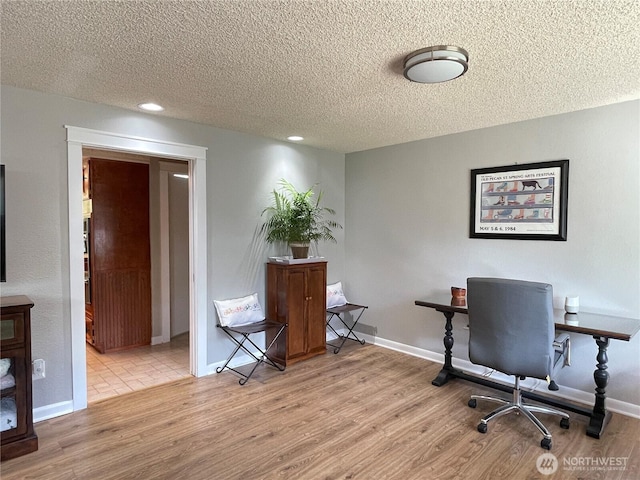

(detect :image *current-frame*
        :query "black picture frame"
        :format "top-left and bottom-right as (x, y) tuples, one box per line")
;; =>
(470, 160), (569, 241)
(1, 164), (5, 281)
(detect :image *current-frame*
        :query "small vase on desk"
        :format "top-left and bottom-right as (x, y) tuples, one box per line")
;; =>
(450, 287), (466, 307)
(565, 295), (579, 314)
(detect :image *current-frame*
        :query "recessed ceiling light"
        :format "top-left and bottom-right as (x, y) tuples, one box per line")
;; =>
(287, 135), (304, 142)
(138, 102), (164, 112)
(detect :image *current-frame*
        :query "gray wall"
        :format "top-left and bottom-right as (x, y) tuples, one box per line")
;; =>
(169, 172), (189, 337)
(345, 100), (640, 405)
(0, 86), (345, 409)
(2, 83), (638, 412)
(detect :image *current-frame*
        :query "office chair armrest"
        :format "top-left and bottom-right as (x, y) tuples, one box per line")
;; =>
(553, 333), (571, 367)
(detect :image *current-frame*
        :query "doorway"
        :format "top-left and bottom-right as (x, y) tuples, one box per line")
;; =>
(66, 126), (208, 412)
(82, 151), (191, 402)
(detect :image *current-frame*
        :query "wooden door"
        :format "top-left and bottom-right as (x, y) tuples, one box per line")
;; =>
(305, 264), (327, 355)
(90, 159), (151, 352)
(285, 267), (308, 360)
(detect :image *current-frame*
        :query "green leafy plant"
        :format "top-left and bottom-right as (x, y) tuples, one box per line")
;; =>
(261, 179), (342, 256)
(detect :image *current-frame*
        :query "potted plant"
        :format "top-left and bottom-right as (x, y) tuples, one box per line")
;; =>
(261, 179), (342, 259)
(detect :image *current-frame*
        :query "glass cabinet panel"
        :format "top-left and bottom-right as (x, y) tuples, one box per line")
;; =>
(0, 318), (15, 341)
(0, 313), (24, 348)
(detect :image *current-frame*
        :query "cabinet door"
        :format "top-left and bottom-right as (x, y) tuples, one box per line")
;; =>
(305, 265), (327, 354)
(285, 269), (308, 359)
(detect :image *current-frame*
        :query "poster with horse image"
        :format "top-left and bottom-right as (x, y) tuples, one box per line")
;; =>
(470, 160), (569, 240)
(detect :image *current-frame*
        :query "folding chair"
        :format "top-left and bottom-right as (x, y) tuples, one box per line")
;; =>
(326, 281), (368, 354)
(214, 293), (286, 385)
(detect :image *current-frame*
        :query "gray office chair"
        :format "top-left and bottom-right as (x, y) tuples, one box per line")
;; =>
(466, 277), (570, 450)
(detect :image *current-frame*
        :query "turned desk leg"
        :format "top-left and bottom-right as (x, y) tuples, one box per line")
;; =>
(432, 311), (456, 386)
(587, 336), (612, 439)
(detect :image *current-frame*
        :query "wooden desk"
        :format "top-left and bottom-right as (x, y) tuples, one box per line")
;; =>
(415, 295), (640, 439)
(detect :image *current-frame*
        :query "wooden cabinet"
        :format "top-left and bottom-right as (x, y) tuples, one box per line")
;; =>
(1, 296), (38, 461)
(266, 261), (327, 365)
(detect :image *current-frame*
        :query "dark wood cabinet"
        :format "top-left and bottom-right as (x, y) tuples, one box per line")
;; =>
(1, 296), (38, 461)
(266, 261), (327, 365)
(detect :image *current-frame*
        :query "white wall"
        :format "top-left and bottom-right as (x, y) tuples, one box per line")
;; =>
(0, 86), (345, 409)
(169, 172), (189, 337)
(345, 101), (640, 406)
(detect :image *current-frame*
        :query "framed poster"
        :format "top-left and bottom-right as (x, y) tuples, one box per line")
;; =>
(470, 160), (569, 240)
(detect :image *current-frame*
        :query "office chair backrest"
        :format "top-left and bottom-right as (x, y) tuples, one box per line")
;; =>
(467, 277), (555, 380)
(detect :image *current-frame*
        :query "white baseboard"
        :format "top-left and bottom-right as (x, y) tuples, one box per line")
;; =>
(35, 330), (640, 422)
(207, 330), (345, 375)
(206, 351), (263, 376)
(363, 332), (640, 420)
(34, 400), (74, 423)
(151, 335), (164, 345)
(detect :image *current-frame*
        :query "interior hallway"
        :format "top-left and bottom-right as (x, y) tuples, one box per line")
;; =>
(86, 333), (190, 403)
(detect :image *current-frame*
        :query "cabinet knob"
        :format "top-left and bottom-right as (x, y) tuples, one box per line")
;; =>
(306, 296), (312, 301)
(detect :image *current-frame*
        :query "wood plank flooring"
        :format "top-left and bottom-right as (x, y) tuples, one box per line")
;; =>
(2, 343), (639, 479)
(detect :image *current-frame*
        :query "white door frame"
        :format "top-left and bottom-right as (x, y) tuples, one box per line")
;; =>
(158, 160), (189, 343)
(66, 126), (208, 411)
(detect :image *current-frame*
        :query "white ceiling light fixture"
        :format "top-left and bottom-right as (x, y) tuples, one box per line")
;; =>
(403, 45), (469, 84)
(287, 135), (304, 142)
(137, 102), (164, 112)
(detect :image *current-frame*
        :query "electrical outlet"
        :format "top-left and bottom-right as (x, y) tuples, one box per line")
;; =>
(32, 359), (45, 380)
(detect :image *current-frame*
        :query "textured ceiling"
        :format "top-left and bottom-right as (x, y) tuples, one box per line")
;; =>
(2, 1), (639, 153)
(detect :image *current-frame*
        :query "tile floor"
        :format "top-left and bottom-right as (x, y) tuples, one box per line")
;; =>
(86, 333), (190, 403)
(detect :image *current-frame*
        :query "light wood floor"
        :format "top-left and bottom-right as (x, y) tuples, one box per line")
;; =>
(86, 333), (190, 403)
(3, 343), (639, 479)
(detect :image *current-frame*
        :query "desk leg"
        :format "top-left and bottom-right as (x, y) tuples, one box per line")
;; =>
(587, 336), (612, 439)
(432, 311), (456, 386)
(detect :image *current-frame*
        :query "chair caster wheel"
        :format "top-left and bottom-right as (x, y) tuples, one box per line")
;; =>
(477, 423), (487, 434)
(468, 399), (477, 408)
(560, 417), (570, 429)
(541, 438), (552, 450)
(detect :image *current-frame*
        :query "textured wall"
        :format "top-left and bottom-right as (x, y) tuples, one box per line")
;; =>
(0, 86), (345, 409)
(345, 101), (640, 406)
